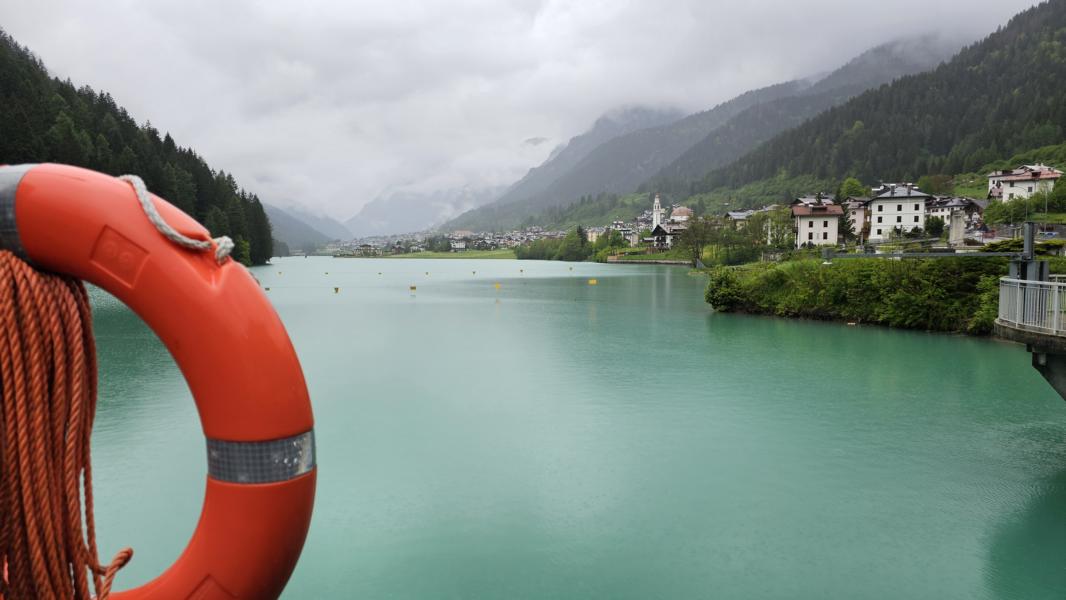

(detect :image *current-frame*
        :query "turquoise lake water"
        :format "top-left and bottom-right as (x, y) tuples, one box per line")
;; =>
(89, 256), (1066, 599)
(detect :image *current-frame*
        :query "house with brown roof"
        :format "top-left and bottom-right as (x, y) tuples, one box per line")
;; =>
(791, 202), (843, 248)
(988, 164), (1062, 200)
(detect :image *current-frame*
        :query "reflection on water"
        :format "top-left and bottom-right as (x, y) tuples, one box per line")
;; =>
(88, 257), (1066, 599)
(987, 469), (1066, 599)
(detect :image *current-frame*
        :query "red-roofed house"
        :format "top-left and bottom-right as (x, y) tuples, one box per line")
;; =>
(791, 203), (843, 248)
(988, 164), (1062, 200)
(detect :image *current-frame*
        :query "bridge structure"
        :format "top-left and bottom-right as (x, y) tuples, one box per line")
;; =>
(996, 271), (1066, 400)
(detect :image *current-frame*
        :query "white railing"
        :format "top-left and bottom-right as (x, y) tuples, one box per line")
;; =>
(1050, 274), (1066, 283)
(998, 278), (1066, 335)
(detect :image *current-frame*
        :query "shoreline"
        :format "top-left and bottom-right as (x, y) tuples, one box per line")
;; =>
(606, 259), (692, 266)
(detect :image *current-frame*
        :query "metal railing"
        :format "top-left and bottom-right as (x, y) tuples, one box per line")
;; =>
(998, 277), (1066, 335)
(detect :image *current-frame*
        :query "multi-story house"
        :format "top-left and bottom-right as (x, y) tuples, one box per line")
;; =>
(791, 202), (842, 248)
(988, 164), (1062, 201)
(867, 185), (930, 242)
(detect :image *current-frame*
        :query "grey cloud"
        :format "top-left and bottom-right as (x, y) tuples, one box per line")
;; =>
(0, 0), (1041, 220)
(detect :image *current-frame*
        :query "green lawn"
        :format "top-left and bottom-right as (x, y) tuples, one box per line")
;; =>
(612, 252), (688, 262)
(1026, 212), (1066, 224)
(386, 249), (516, 259)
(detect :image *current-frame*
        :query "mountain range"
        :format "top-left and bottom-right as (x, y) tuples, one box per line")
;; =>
(691, 0), (1066, 203)
(494, 106), (685, 207)
(649, 34), (965, 194)
(344, 185), (507, 238)
(446, 33), (969, 232)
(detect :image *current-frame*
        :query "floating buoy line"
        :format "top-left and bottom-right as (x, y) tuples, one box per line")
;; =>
(248, 263), (609, 298)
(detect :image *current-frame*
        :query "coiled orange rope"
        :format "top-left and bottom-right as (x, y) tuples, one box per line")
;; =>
(0, 251), (131, 599)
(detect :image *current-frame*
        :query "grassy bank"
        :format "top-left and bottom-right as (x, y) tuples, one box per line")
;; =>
(612, 252), (686, 262)
(384, 249), (516, 259)
(704, 258), (1008, 334)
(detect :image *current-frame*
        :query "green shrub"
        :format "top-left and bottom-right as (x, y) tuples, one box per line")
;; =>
(705, 267), (746, 311)
(968, 274), (1001, 335)
(707, 258), (1009, 333)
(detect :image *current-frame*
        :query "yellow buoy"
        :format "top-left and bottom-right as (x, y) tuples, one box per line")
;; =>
(409, 285), (417, 292)
(494, 283), (501, 290)
(588, 279), (598, 286)
(334, 287), (339, 294)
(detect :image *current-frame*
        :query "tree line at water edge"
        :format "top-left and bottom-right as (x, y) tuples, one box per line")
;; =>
(0, 29), (273, 265)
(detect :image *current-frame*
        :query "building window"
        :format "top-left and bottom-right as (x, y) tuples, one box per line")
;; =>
(823, 220), (828, 227)
(878, 205), (883, 212)
(877, 216), (882, 223)
(914, 204), (919, 211)
(876, 229), (882, 235)
(809, 221), (814, 228)
(808, 232), (813, 240)
(896, 216), (902, 223)
(822, 232), (828, 240)
(914, 216), (919, 223)
(1029, 186), (1034, 193)
(897, 205), (902, 211)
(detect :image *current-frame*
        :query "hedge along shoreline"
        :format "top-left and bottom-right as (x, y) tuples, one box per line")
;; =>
(704, 258), (1011, 335)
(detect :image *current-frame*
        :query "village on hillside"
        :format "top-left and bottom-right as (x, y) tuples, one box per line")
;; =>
(333, 164), (1063, 257)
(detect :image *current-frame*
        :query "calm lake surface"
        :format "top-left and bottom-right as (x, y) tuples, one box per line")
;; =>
(90, 256), (1066, 599)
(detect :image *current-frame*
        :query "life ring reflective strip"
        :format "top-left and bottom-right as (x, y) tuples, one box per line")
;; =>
(0, 163), (316, 599)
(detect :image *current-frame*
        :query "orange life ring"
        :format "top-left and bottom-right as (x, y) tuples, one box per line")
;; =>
(0, 163), (316, 598)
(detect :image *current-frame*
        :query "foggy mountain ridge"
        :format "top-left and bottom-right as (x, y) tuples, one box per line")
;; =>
(264, 203), (336, 254)
(496, 105), (687, 207)
(445, 78), (812, 231)
(649, 32), (970, 191)
(447, 31), (969, 232)
(344, 184), (508, 238)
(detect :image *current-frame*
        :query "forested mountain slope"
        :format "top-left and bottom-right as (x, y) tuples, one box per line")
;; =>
(649, 34), (964, 194)
(694, 0), (1066, 198)
(446, 79), (810, 231)
(0, 29), (274, 264)
(496, 106), (684, 207)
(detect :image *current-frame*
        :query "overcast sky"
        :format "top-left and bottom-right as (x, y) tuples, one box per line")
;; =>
(0, 0), (1041, 219)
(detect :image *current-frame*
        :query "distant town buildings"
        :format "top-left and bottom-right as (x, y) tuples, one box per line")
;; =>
(334, 163), (1057, 258)
(867, 185), (930, 242)
(842, 197), (869, 238)
(790, 200), (843, 248)
(652, 194), (665, 229)
(988, 164), (1062, 200)
(670, 206), (693, 222)
(926, 197), (984, 226)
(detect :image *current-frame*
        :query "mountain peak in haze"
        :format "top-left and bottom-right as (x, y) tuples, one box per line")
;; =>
(344, 184), (507, 238)
(447, 31), (969, 232)
(649, 31), (970, 191)
(497, 105), (686, 207)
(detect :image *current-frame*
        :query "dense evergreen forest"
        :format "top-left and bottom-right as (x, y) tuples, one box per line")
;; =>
(692, 0), (1066, 197)
(0, 29), (274, 265)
